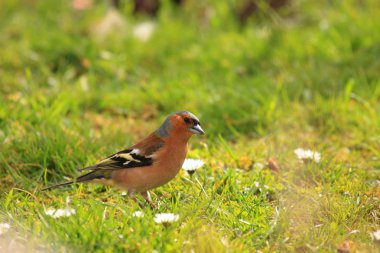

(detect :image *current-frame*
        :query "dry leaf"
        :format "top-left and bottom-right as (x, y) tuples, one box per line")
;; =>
(337, 240), (355, 253)
(238, 156), (253, 170)
(267, 157), (280, 173)
(81, 58), (90, 69)
(72, 0), (93, 10)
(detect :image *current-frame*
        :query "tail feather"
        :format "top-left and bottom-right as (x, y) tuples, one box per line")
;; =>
(42, 181), (74, 191)
(77, 165), (98, 171)
(75, 170), (106, 182)
(42, 171), (107, 191)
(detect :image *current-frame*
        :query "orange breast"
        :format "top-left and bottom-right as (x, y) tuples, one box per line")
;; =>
(111, 142), (188, 192)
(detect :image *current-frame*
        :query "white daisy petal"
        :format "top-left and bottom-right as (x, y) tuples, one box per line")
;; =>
(45, 208), (76, 218)
(294, 148), (321, 163)
(133, 21), (156, 42)
(133, 211), (144, 218)
(0, 223), (10, 235)
(253, 162), (265, 170)
(182, 158), (205, 173)
(154, 213), (179, 224)
(371, 230), (380, 241)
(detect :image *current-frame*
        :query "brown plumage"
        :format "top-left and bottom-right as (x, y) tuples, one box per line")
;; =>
(43, 111), (204, 208)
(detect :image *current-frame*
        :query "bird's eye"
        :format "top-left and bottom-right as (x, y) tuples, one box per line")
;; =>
(183, 118), (191, 124)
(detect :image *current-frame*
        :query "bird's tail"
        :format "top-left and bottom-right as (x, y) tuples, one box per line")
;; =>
(41, 181), (74, 191)
(42, 170), (106, 191)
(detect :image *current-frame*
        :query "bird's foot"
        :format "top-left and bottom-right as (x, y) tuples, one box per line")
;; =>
(141, 191), (157, 209)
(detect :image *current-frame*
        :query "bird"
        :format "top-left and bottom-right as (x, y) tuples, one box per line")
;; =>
(43, 110), (204, 208)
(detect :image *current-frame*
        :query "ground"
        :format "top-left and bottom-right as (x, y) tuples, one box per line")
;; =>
(0, 0), (379, 252)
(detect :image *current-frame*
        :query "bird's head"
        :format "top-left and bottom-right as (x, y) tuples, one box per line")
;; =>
(156, 111), (204, 139)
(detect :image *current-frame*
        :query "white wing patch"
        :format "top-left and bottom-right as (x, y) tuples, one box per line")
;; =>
(91, 147), (154, 171)
(118, 149), (141, 164)
(98, 149), (142, 165)
(118, 153), (140, 162)
(131, 149), (140, 154)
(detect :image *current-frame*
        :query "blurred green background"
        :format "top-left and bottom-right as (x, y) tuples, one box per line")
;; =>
(1, 0), (378, 134)
(1, 0), (379, 182)
(0, 0), (379, 252)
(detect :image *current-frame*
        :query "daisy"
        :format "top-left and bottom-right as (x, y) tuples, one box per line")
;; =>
(371, 230), (380, 241)
(132, 211), (144, 218)
(154, 213), (179, 225)
(133, 21), (156, 42)
(294, 148), (321, 163)
(182, 158), (205, 176)
(45, 208), (76, 219)
(0, 223), (10, 235)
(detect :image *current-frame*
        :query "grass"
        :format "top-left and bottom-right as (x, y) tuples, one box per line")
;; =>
(0, 0), (379, 252)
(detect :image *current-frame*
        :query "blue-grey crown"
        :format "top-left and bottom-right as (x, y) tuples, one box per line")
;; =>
(155, 110), (200, 137)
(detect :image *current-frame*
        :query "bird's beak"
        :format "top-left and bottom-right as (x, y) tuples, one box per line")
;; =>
(189, 124), (205, 135)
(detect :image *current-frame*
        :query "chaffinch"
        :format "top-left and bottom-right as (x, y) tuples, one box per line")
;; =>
(43, 110), (204, 208)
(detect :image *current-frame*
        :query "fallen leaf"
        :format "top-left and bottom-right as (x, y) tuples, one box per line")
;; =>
(72, 0), (93, 10)
(337, 240), (355, 253)
(238, 156), (253, 170)
(267, 157), (280, 173)
(81, 58), (90, 68)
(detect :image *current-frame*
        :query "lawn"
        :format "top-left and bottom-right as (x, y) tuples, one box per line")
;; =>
(0, 0), (379, 252)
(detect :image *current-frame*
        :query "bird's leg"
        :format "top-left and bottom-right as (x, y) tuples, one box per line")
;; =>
(128, 191), (155, 209)
(127, 191), (136, 201)
(141, 191), (157, 209)
(127, 191), (143, 208)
